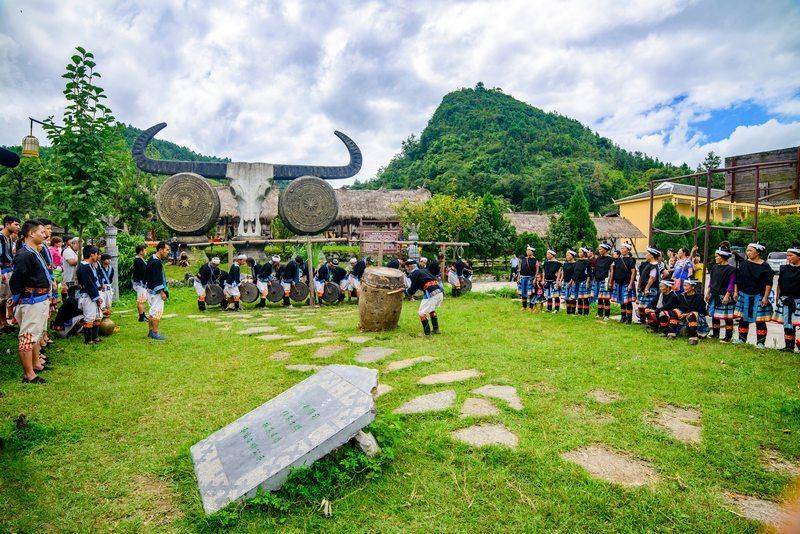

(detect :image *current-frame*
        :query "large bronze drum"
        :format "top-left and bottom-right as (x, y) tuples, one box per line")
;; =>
(358, 267), (405, 332)
(290, 281), (309, 302)
(267, 280), (284, 303)
(239, 282), (259, 303)
(205, 283), (224, 306)
(155, 172), (220, 235)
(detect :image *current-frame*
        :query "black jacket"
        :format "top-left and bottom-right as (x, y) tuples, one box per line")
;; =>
(198, 262), (220, 285)
(145, 255), (167, 294)
(352, 259), (367, 278)
(255, 262), (272, 281)
(656, 291), (681, 314)
(519, 256), (538, 277)
(594, 255), (613, 281)
(572, 259), (591, 284)
(282, 260), (299, 282)
(679, 291), (707, 315)
(133, 256), (147, 285)
(77, 262), (102, 300)
(227, 264), (241, 285)
(561, 261), (575, 284)
(9, 245), (50, 295)
(316, 264), (330, 282)
(405, 267), (438, 297)
(386, 258), (400, 269)
(779, 264), (800, 298)
(427, 259), (441, 277)
(331, 266), (348, 283)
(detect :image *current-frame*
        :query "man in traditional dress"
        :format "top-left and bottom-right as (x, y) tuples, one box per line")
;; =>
(518, 245), (538, 310)
(224, 254), (247, 311)
(98, 253), (115, 314)
(542, 249), (562, 313)
(315, 257), (333, 302)
(733, 243), (774, 348)
(775, 243), (800, 353)
(76, 245), (103, 345)
(349, 255), (369, 299)
(195, 256), (221, 311)
(132, 244), (149, 321)
(281, 255), (301, 307)
(254, 256), (276, 308)
(145, 241), (170, 340)
(592, 243), (613, 319)
(0, 215), (21, 332)
(609, 243), (637, 324)
(636, 247), (662, 325)
(330, 258), (348, 303)
(404, 259), (443, 336)
(60, 236), (80, 299)
(706, 249), (736, 343)
(8, 220), (50, 383)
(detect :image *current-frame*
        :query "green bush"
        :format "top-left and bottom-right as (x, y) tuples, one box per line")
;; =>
(116, 231), (146, 292)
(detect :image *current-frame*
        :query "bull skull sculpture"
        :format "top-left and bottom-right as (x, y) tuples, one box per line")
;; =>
(132, 123), (362, 237)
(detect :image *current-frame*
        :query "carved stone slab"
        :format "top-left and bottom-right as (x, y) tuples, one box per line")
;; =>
(278, 176), (338, 235)
(155, 172), (220, 235)
(190, 364), (378, 514)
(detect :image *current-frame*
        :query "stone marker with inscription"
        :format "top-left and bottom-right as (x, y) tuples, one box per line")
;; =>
(190, 364), (378, 514)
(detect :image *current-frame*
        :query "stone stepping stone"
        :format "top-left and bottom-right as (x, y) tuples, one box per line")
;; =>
(323, 319), (338, 327)
(196, 317), (221, 323)
(451, 423), (518, 448)
(114, 309), (133, 315)
(471, 384), (523, 411)
(418, 369), (483, 385)
(347, 336), (370, 344)
(561, 445), (659, 487)
(587, 389), (622, 404)
(385, 356), (435, 373)
(355, 347), (397, 363)
(160, 313), (178, 319)
(723, 492), (792, 527)
(460, 397), (499, 418)
(649, 405), (702, 444)
(257, 334), (294, 342)
(269, 351), (291, 361)
(567, 404), (615, 425)
(186, 314), (206, 319)
(285, 364), (323, 372)
(374, 384), (393, 398)
(394, 390), (455, 414)
(315, 330), (334, 335)
(237, 326), (278, 335)
(286, 336), (336, 347)
(760, 448), (800, 476)
(313, 345), (345, 359)
(294, 325), (316, 333)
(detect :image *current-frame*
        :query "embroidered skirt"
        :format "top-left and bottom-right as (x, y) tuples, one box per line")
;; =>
(577, 280), (592, 300)
(637, 287), (659, 309)
(611, 283), (634, 304)
(775, 297), (800, 328)
(734, 292), (773, 323)
(592, 280), (610, 299)
(543, 281), (560, 299)
(709, 295), (736, 320)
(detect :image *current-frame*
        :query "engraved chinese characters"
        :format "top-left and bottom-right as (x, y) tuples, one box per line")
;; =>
(190, 365), (378, 514)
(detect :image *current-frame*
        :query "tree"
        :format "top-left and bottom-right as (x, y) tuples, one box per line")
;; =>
(43, 46), (121, 239)
(462, 194), (517, 262)
(547, 186), (598, 253)
(514, 231), (546, 257)
(0, 156), (49, 218)
(698, 151), (725, 189)
(394, 194), (478, 243)
(650, 202), (690, 252)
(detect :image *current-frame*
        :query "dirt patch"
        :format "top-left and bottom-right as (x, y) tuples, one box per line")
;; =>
(760, 447), (800, 476)
(385, 356), (435, 372)
(394, 390), (456, 414)
(313, 345), (346, 359)
(460, 397), (500, 418)
(649, 404), (702, 444)
(471, 384), (523, 411)
(451, 423), (518, 448)
(355, 347), (397, 363)
(561, 445), (659, 487)
(567, 404), (615, 425)
(723, 492), (792, 527)
(269, 351), (291, 361)
(132, 474), (183, 525)
(525, 381), (556, 394)
(418, 369), (482, 385)
(587, 389), (622, 404)
(374, 384), (393, 398)
(285, 364), (323, 372)
(286, 336), (336, 347)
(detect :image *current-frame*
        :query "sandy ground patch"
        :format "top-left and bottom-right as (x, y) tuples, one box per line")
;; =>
(561, 445), (659, 487)
(649, 404), (702, 444)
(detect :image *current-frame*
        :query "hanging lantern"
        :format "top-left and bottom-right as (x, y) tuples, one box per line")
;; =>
(21, 119), (39, 158)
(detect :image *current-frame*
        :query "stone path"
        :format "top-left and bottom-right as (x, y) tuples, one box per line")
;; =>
(347, 336), (370, 344)
(269, 351), (291, 361)
(355, 347), (397, 363)
(723, 492), (792, 528)
(394, 390), (456, 414)
(760, 448), (800, 476)
(313, 345), (345, 359)
(257, 334), (294, 342)
(285, 364), (322, 372)
(460, 397), (500, 418)
(374, 384), (393, 398)
(418, 369), (483, 385)
(649, 405), (702, 444)
(451, 424), (518, 448)
(286, 336), (337, 347)
(294, 325), (316, 333)
(561, 445), (659, 487)
(587, 389), (622, 404)
(237, 326), (277, 335)
(385, 356), (435, 373)
(472, 384), (523, 410)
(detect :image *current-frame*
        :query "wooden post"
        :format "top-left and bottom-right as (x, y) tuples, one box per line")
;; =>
(305, 237), (316, 307)
(702, 169), (713, 265)
(227, 242), (234, 265)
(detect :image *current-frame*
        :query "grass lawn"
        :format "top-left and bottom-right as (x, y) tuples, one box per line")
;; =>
(1, 288), (799, 532)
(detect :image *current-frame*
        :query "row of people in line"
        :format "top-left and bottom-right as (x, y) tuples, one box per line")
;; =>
(516, 241), (800, 351)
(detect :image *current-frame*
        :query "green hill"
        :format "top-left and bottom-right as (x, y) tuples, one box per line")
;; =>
(356, 83), (690, 213)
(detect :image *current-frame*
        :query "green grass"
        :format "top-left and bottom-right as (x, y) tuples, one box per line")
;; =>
(1, 288), (799, 532)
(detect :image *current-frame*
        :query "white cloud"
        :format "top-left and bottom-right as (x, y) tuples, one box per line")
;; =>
(0, 0), (798, 181)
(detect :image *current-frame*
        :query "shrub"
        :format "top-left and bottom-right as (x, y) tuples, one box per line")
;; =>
(116, 231), (146, 292)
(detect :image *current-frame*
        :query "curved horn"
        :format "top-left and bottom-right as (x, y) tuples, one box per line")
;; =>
(132, 123), (228, 179)
(273, 130), (362, 180)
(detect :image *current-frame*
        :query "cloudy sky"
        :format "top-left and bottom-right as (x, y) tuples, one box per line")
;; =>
(1, 0), (799, 183)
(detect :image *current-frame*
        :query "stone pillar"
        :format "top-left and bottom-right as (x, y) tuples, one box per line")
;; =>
(406, 224), (420, 262)
(101, 215), (120, 302)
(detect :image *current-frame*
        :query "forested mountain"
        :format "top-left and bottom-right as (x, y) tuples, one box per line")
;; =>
(356, 83), (691, 214)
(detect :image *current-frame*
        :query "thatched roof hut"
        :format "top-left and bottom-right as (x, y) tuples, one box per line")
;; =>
(503, 212), (644, 242)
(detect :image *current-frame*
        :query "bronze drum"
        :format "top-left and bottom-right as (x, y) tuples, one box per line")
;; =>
(290, 281), (309, 302)
(239, 282), (259, 303)
(267, 280), (284, 303)
(358, 267), (405, 332)
(205, 283), (224, 306)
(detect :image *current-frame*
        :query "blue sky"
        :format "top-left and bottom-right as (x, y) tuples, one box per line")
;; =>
(1, 0), (799, 182)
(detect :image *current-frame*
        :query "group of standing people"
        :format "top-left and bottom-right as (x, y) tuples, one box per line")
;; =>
(516, 240), (800, 352)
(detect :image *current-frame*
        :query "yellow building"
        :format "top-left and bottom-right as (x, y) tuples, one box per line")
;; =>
(615, 181), (800, 251)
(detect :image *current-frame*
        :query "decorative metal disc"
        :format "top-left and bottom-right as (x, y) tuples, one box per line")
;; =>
(205, 283), (224, 306)
(459, 277), (472, 293)
(155, 172), (220, 235)
(290, 281), (309, 302)
(322, 281), (341, 303)
(267, 280), (284, 303)
(278, 176), (338, 235)
(239, 282), (259, 303)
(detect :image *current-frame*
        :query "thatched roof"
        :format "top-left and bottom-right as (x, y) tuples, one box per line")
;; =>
(504, 212), (644, 239)
(216, 186), (430, 221)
